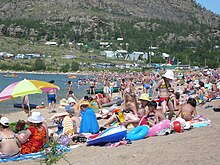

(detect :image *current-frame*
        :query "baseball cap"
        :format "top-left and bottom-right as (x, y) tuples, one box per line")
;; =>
(0, 117), (9, 126)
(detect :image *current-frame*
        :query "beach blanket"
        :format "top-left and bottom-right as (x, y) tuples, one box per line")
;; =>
(188, 115), (211, 128)
(0, 145), (79, 163)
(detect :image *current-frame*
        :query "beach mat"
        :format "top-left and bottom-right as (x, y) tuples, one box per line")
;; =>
(188, 115), (211, 128)
(0, 145), (80, 163)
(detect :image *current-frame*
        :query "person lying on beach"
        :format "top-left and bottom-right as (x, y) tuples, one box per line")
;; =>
(100, 105), (139, 129)
(15, 112), (48, 154)
(0, 117), (20, 158)
(176, 98), (197, 121)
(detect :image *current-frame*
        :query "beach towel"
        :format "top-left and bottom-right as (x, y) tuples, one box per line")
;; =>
(0, 145), (74, 163)
(79, 107), (99, 134)
(188, 115), (211, 128)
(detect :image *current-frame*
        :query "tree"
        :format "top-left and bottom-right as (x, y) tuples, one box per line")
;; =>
(60, 63), (70, 72)
(32, 58), (46, 71)
(71, 61), (79, 71)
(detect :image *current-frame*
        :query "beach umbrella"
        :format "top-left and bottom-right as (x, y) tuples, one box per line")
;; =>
(0, 79), (59, 114)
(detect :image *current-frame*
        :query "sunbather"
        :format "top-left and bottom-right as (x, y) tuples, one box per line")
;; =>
(0, 117), (20, 158)
(15, 112), (48, 154)
(176, 98), (197, 121)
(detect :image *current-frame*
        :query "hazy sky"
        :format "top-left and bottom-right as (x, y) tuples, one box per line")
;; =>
(195, 0), (220, 14)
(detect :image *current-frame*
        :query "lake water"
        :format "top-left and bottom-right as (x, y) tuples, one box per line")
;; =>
(0, 73), (102, 114)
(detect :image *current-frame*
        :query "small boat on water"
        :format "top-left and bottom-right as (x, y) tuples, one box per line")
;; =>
(86, 87), (119, 94)
(3, 73), (19, 78)
(67, 75), (77, 79)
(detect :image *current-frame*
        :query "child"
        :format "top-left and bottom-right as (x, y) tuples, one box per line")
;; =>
(145, 101), (166, 127)
(176, 98), (197, 121)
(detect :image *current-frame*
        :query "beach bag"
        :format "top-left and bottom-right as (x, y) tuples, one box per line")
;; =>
(59, 134), (70, 146)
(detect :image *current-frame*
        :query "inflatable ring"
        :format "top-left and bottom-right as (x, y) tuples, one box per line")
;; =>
(126, 125), (149, 141)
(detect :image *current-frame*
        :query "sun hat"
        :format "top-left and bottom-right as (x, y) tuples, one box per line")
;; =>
(0, 117), (9, 126)
(79, 101), (90, 107)
(139, 93), (150, 101)
(68, 97), (76, 104)
(60, 101), (68, 106)
(28, 111), (44, 123)
(195, 83), (200, 88)
(162, 70), (175, 80)
(59, 98), (68, 106)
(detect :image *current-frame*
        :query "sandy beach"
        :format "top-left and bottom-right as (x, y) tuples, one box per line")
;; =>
(2, 98), (220, 165)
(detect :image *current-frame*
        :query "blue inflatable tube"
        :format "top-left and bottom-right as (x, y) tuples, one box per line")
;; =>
(126, 125), (149, 141)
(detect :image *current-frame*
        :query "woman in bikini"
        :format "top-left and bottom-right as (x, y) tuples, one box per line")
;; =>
(0, 117), (20, 158)
(152, 70), (175, 120)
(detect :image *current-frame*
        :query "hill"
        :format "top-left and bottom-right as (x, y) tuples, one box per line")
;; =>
(1, 0), (219, 25)
(0, 0), (220, 69)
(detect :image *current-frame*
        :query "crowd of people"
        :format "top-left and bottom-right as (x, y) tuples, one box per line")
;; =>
(0, 68), (220, 158)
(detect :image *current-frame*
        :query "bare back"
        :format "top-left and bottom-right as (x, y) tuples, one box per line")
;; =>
(0, 130), (20, 156)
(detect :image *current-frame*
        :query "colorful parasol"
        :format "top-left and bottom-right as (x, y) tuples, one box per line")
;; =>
(0, 79), (59, 102)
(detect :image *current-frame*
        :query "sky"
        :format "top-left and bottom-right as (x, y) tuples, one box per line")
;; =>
(195, 0), (220, 15)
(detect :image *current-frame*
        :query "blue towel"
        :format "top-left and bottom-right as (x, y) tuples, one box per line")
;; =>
(80, 107), (99, 134)
(0, 145), (70, 163)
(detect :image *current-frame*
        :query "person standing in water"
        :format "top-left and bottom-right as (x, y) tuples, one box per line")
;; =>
(47, 80), (57, 113)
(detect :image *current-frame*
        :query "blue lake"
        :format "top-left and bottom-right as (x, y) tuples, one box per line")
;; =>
(0, 73), (102, 114)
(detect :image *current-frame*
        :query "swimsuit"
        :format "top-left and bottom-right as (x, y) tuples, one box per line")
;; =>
(158, 97), (170, 106)
(0, 135), (20, 158)
(47, 94), (56, 104)
(0, 151), (20, 159)
(144, 84), (150, 89)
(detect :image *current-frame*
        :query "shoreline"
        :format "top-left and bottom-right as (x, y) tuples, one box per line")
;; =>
(0, 70), (92, 76)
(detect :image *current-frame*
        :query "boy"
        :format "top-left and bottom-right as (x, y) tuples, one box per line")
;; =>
(176, 98), (197, 121)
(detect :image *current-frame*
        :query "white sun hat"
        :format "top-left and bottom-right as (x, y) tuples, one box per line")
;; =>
(68, 97), (76, 104)
(28, 111), (44, 123)
(162, 70), (175, 80)
(0, 117), (9, 126)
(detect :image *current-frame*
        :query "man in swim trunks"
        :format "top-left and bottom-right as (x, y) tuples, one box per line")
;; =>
(0, 117), (20, 158)
(89, 79), (95, 95)
(142, 72), (151, 94)
(47, 80), (57, 113)
(176, 98), (197, 121)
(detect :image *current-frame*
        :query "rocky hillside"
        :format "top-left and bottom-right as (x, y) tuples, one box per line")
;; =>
(0, 0), (219, 26)
(0, 0), (220, 68)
